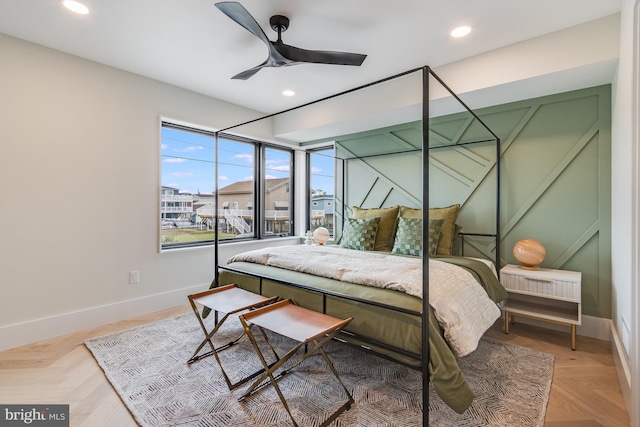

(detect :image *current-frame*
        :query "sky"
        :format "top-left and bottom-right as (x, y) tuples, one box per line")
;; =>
(161, 126), (335, 195)
(310, 148), (335, 196)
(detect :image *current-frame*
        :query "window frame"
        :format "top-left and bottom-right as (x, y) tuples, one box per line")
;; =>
(160, 121), (295, 251)
(306, 145), (336, 237)
(258, 143), (295, 239)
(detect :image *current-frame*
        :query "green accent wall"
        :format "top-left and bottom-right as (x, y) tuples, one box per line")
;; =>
(334, 85), (612, 319)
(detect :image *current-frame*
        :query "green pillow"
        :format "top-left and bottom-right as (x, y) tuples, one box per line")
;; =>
(428, 219), (445, 256)
(351, 205), (400, 252)
(429, 204), (460, 256)
(340, 217), (380, 251)
(399, 204), (460, 256)
(391, 218), (445, 257)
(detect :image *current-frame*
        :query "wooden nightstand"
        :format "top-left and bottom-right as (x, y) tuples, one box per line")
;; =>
(500, 264), (582, 350)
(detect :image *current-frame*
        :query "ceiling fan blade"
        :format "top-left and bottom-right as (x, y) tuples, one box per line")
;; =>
(231, 62), (268, 80)
(215, 2), (270, 46)
(275, 42), (367, 66)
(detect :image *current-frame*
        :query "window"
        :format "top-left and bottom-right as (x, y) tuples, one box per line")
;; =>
(161, 125), (215, 248)
(308, 147), (335, 236)
(160, 122), (294, 249)
(218, 137), (255, 240)
(263, 147), (292, 236)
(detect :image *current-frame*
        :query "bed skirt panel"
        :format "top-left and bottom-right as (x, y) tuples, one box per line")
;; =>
(217, 264), (423, 366)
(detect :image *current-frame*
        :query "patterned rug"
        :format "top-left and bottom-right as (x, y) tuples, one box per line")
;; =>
(85, 313), (554, 427)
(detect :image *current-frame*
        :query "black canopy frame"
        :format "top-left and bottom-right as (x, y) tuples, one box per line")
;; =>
(211, 66), (501, 426)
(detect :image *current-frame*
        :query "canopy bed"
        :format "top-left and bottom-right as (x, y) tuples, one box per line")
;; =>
(208, 66), (503, 425)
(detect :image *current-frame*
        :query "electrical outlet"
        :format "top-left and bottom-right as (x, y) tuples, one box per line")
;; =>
(129, 271), (140, 284)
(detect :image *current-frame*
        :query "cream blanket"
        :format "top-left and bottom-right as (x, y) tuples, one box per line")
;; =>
(227, 245), (500, 357)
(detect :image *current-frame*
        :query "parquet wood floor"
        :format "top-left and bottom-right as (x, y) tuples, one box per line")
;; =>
(485, 323), (630, 427)
(0, 305), (630, 426)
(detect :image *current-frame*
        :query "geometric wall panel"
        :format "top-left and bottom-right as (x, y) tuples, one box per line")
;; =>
(335, 85), (611, 318)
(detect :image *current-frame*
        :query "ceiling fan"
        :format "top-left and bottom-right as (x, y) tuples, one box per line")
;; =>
(215, 1), (367, 80)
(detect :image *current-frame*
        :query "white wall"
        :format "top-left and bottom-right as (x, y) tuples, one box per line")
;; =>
(0, 33), (296, 351)
(612, 0), (635, 358)
(611, 1), (634, 354)
(611, 0), (638, 423)
(611, 1), (635, 364)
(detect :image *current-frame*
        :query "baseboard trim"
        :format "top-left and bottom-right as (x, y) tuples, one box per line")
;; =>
(0, 284), (205, 352)
(610, 322), (632, 417)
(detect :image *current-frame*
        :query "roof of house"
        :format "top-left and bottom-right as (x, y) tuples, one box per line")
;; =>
(219, 178), (289, 194)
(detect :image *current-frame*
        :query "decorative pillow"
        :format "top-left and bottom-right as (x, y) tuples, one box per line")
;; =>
(399, 206), (422, 220)
(351, 205), (400, 252)
(429, 204), (460, 255)
(428, 218), (446, 256)
(391, 218), (444, 257)
(392, 217), (422, 256)
(399, 204), (461, 256)
(340, 217), (380, 251)
(451, 224), (463, 255)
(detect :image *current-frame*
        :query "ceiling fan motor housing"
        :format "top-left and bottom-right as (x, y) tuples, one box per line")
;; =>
(270, 15), (289, 33)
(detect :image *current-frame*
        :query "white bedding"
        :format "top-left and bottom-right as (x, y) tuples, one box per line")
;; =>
(227, 245), (500, 357)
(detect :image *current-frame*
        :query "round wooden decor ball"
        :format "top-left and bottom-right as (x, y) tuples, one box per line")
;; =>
(513, 239), (546, 270)
(313, 227), (330, 245)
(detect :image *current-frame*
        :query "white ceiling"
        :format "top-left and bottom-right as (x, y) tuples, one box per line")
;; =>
(0, 0), (622, 116)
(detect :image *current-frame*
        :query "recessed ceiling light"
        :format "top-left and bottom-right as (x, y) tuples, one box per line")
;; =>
(62, 0), (89, 15)
(282, 90), (295, 97)
(451, 25), (472, 38)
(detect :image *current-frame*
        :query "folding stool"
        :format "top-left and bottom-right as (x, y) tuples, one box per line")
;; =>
(187, 284), (279, 390)
(238, 299), (354, 427)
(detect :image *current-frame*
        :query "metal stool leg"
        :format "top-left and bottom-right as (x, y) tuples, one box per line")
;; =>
(187, 287), (279, 391)
(238, 301), (354, 427)
(238, 319), (306, 427)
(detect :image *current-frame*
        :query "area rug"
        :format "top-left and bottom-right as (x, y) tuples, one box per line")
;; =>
(85, 313), (554, 427)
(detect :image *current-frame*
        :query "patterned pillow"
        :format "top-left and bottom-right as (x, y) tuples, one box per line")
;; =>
(428, 218), (445, 256)
(399, 205), (460, 256)
(391, 218), (445, 257)
(340, 217), (380, 251)
(351, 205), (400, 252)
